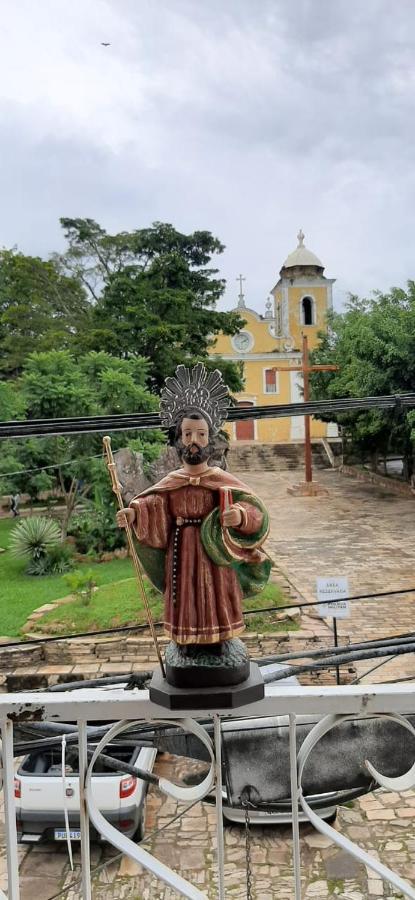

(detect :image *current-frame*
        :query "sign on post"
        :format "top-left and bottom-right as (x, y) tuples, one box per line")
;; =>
(316, 577), (350, 619)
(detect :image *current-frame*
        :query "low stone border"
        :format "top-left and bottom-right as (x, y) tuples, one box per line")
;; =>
(21, 593), (79, 633)
(341, 464), (414, 497)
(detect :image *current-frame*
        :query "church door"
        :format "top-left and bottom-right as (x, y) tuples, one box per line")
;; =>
(235, 401), (255, 441)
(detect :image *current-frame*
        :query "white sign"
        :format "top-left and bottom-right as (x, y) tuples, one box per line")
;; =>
(316, 577), (350, 619)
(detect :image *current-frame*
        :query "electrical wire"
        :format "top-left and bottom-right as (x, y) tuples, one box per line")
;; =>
(244, 585), (415, 618)
(262, 640), (415, 683)
(3, 587), (415, 653)
(350, 655), (396, 684)
(255, 631), (415, 666)
(0, 454), (103, 479)
(2, 392), (415, 440)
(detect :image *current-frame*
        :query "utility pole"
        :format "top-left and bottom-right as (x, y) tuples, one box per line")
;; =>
(273, 334), (338, 492)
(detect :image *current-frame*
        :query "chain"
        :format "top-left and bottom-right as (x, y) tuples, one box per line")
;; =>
(243, 801), (254, 900)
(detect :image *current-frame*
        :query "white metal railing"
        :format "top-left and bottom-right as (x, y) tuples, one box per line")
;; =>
(1, 682), (415, 899)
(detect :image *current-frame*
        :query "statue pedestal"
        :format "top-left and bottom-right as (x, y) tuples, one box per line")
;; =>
(287, 481), (329, 497)
(164, 638), (250, 689)
(149, 662), (264, 710)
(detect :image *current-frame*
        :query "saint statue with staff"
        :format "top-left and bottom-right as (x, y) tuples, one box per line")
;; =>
(116, 363), (271, 688)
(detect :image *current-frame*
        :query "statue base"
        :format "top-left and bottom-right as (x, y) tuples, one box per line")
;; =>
(164, 638), (250, 689)
(149, 661), (264, 710)
(287, 481), (329, 497)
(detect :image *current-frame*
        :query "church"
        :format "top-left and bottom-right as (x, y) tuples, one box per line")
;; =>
(210, 231), (338, 443)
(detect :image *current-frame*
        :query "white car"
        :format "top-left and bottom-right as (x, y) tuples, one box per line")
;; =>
(15, 742), (157, 844)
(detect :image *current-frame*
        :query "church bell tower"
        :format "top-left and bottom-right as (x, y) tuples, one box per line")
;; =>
(270, 230), (335, 353)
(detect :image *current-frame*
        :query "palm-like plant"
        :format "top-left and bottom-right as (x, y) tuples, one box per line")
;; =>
(10, 516), (62, 562)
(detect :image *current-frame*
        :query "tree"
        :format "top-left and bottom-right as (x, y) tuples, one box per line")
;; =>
(309, 286), (415, 479)
(0, 380), (26, 421)
(57, 218), (245, 389)
(8, 350), (159, 536)
(0, 249), (89, 377)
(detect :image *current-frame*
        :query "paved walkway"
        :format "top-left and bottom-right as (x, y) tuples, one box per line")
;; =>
(243, 468), (415, 684)
(2, 467), (415, 898)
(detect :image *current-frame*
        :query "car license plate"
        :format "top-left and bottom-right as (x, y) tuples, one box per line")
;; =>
(54, 829), (81, 841)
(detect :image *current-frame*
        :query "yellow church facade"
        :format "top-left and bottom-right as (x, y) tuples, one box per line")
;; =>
(210, 231), (338, 443)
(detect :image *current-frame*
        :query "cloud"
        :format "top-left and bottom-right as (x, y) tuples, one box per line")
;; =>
(1, 0), (415, 311)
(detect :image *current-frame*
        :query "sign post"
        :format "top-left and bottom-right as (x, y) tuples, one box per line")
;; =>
(316, 577), (350, 685)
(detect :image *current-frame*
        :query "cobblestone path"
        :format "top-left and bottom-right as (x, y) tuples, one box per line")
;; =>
(242, 469), (415, 684)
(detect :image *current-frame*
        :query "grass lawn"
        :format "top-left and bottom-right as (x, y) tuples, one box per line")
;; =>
(0, 518), (133, 637)
(0, 517), (296, 637)
(31, 576), (293, 636)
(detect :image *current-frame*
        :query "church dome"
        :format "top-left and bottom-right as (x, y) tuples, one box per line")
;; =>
(280, 230), (324, 275)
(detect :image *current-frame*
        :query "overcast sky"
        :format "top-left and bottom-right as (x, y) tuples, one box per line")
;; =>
(1, 0), (415, 313)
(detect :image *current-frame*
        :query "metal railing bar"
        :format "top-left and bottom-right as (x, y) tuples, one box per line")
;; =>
(289, 714), (302, 900)
(78, 721), (92, 900)
(1, 719), (20, 900)
(4, 681), (415, 720)
(213, 715), (226, 900)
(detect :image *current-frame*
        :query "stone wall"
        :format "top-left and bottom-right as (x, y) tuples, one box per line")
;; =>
(341, 464), (414, 497)
(0, 629), (354, 692)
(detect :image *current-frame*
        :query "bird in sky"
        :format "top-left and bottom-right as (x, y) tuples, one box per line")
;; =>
(101, 42), (111, 46)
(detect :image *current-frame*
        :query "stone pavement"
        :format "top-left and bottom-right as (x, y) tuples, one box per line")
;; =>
(4, 756), (415, 899)
(2, 466), (415, 898)
(242, 468), (415, 684)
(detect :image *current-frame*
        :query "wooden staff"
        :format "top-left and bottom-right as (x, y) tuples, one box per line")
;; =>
(103, 436), (166, 678)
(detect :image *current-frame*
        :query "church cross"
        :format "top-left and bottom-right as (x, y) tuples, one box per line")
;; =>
(236, 274), (246, 308)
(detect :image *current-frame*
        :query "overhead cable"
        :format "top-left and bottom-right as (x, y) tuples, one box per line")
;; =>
(1, 392), (415, 440)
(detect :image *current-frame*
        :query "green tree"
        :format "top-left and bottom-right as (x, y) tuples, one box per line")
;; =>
(309, 286), (415, 479)
(0, 249), (89, 376)
(57, 218), (245, 389)
(7, 350), (158, 536)
(0, 380), (26, 421)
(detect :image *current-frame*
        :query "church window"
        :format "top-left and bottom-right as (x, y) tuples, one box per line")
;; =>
(301, 295), (315, 326)
(264, 368), (278, 394)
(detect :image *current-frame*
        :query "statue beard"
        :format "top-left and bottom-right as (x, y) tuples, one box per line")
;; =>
(177, 441), (212, 466)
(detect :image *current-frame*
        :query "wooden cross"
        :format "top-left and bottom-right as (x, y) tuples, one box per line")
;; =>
(272, 334), (338, 483)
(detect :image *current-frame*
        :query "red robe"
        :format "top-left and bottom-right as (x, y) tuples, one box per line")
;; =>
(130, 467), (263, 644)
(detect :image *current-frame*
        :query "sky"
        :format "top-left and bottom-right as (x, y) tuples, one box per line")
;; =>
(1, 0), (415, 313)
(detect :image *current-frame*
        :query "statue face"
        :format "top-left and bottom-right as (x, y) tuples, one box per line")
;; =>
(179, 416), (210, 465)
(181, 416), (209, 449)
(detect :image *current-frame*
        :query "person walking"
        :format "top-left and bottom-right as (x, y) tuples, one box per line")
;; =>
(10, 492), (20, 517)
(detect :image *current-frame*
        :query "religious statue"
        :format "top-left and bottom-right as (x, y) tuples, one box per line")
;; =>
(116, 363), (271, 690)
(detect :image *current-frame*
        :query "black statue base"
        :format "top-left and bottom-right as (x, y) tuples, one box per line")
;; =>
(149, 661), (264, 710)
(165, 638), (250, 689)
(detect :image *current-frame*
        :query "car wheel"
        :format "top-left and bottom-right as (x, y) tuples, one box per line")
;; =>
(133, 797), (147, 843)
(133, 820), (144, 843)
(323, 809), (338, 825)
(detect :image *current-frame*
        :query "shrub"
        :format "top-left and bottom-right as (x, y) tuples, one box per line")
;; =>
(64, 569), (96, 605)
(69, 501), (124, 556)
(10, 516), (62, 562)
(27, 542), (74, 576)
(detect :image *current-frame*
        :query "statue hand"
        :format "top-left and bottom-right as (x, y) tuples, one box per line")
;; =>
(222, 504), (242, 527)
(116, 508), (135, 528)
